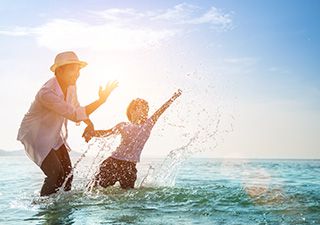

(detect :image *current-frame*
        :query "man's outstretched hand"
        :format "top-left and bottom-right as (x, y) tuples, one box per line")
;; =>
(99, 81), (118, 103)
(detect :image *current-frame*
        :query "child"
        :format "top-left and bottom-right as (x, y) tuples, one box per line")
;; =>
(83, 89), (182, 189)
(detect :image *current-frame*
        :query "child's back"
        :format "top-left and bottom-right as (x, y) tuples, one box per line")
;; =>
(111, 118), (154, 163)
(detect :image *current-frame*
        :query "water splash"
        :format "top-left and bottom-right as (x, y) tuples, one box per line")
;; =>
(139, 133), (199, 187)
(59, 135), (119, 193)
(136, 66), (236, 187)
(140, 107), (233, 187)
(59, 68), (235, 192)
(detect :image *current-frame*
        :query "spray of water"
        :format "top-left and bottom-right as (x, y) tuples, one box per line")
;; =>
(139, 107), (233, 187)
(58, 134), (119, 194)
(60, 69), (235, 192)
(138, 68), (235, 187)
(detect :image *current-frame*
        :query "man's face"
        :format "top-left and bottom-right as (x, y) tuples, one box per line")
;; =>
(56, 63), (81, 86)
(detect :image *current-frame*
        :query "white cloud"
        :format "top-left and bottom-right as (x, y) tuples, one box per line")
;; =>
(89, 8), (146, 22)
(151, 3), (232, 29)
(32, 19), (178, 51)
(151, 3), (199, 21)
(0, 3), (233, 51)
(268, 66), (290, 74)
(0, 27), (33, 36)
(186, 7), (232, 27)
(224, 57), (258, 66)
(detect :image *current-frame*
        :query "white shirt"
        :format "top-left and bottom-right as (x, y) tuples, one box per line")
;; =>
(17, 77), (88, 166)
(111, 118), (155, 163)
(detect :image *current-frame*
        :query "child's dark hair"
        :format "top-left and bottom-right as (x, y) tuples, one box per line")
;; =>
(126, 98), (149, 121)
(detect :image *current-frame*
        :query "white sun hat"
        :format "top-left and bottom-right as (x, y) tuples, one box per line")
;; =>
(50, 51), (87, 72)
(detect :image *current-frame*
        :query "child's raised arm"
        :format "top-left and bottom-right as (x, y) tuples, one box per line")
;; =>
(150, 89), (182, 124)
(93, 129), (114, 137)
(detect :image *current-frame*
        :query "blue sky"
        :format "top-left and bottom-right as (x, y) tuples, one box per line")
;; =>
(1, 1), (319, 159)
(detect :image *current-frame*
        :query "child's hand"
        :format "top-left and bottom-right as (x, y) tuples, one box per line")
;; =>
(99, 81), (119, 103)
(173, 89), (182, 98)
(82, 125), (95, 143)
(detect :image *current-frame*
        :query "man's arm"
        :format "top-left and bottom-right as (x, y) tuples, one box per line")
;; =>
(37, 81), (118, 123)
(85, 81), (118, 116)
(150, 89), (182, 124)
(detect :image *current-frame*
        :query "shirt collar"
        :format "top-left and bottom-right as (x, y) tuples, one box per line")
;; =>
(48, 77), (64, 98)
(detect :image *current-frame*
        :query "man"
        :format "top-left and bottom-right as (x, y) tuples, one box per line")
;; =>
(17, 51), (118, 196)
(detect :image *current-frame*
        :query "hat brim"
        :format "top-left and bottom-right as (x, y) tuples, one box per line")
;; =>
(50, 60), (87, 72)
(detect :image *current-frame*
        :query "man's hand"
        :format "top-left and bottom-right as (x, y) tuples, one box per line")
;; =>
(99, 81), (118, 103)
(82, 125), (95, 143)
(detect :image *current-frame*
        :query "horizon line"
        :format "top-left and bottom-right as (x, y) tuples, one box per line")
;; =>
(1, 149), (319, 161)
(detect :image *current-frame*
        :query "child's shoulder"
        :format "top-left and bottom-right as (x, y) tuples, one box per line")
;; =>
(115, 122), (129, 129)
(143, 118), (155, 128)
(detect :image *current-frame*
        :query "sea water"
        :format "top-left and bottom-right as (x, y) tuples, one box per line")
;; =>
(0, 153), (319, 225)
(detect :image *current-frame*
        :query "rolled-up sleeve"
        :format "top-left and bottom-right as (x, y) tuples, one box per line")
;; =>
(75, 107), (87, 121)
(37, 88), (88, 122)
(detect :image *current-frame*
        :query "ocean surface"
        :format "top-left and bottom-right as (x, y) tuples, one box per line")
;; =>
(0, 153), (319, 225)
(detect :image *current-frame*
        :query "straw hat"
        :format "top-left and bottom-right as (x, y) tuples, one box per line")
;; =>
(50, 51), (87, 72)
